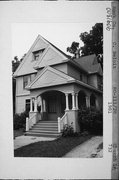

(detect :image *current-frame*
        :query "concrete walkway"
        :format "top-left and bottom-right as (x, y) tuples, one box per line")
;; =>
(64, 136), (103, 158)
(14, 135), (56, 150)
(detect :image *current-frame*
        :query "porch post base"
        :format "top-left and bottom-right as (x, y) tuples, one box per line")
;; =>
(65, 109), (80, 132)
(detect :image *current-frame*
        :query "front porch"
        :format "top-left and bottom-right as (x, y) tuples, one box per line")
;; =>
(25, 84), (102, 137)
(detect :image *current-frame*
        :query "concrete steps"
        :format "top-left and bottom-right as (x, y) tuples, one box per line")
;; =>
(25, 120), (60, 138)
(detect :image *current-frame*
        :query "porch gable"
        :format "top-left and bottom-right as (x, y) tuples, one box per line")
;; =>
(26, 66), (75, 90)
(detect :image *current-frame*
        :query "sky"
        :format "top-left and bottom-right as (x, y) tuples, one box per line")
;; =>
(12, 23), (96, 60)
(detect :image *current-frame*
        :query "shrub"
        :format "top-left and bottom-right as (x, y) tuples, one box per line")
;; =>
(78, 107), (103, 135)
(13, 111), (29, 130)
(61, 123), (78, 137)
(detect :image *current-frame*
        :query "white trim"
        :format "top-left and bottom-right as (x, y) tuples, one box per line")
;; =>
(16, 93), (30, 97)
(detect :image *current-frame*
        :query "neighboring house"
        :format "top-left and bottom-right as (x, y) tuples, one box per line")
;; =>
(13, 35), (103, 136)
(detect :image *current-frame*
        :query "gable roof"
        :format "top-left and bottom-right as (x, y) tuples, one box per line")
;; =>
(41, 35), (70, 59)
(26, 66), (75, 90)
(74, 54), (102, 75)
(13, 35), (69, 77)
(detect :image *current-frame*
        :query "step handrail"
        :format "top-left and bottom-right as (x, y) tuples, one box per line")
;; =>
(26, 113), (36, 131)
(58, 112), (68, 133)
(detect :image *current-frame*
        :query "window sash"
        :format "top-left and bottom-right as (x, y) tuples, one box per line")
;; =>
(25, 99), (30, 112)
(23, 76), (29, 89)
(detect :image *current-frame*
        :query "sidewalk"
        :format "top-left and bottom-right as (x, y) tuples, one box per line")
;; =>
(14, 135), (56, 150)
(64, 136), (103, 158)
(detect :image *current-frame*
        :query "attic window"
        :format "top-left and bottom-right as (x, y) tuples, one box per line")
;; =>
(33, 49), (45, 61)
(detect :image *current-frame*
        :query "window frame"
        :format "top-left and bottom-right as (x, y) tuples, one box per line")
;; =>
(23, 75), (29, 89)
(32, 49), (45, 61)
(25, 99), (30, 112)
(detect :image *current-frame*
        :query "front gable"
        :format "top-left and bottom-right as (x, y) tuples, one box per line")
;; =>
(14, 35), (69, 77)
(13, 35), (49, 77)
(26, 66), (75, 89)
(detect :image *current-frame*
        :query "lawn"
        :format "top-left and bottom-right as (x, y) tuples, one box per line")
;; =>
(14, 134), (92, 157)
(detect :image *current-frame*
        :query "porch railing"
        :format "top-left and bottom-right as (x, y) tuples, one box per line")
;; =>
(58, 112), (68, 133)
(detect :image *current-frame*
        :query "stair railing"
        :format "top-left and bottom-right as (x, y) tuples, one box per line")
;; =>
(25, 113), (37, 131)
(58, 112), (68, 133)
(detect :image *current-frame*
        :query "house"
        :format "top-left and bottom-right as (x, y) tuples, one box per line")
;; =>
(13, 35), (103, 137)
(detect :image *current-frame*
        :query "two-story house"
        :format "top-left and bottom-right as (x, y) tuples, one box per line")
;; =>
(13, 35), (103, 137)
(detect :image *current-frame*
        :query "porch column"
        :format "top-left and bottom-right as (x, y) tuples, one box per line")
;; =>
(30, 98), (33, 112)
(96, 98), (99, 109)
(72, 92), (76, 110)
(65, 93), (69, 110)
(43, 99), (46, 112)
(76, 93), (79, 110)
(34, 97), (38, 112)
(86, 95), (90, 108)
(41, 96), (43, 113)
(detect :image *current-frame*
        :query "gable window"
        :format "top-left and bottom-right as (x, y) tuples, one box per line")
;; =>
(33, 49), (45, 61)
(23, 75), (29, 89)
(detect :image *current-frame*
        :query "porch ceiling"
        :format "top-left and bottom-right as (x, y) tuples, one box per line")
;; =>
(26, 66), (75, 90)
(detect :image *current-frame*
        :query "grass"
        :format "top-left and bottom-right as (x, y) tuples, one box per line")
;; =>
(14, 134), (92, 157)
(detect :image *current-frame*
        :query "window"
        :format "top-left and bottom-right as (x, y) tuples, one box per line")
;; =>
(30, 73), (36, 82)
(25, 99), (30, 112)
(23, 75), (29, 89)
(34, 53), (39, 61)
(33, 49), (45, 61)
